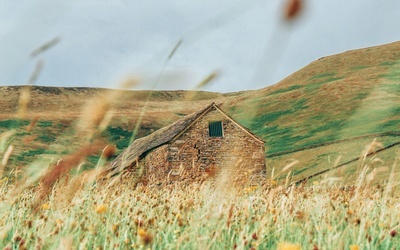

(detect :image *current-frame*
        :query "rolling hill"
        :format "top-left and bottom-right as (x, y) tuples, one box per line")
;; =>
(1, 41), (399, 184)
(225, 41), (400, 183)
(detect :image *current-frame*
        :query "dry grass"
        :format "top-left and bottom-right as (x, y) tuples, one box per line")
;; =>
(1, 82), (398, 249)
(0, 169), (398, 249)
(1, 99), (399, 249)
(0, 29), (399, 250)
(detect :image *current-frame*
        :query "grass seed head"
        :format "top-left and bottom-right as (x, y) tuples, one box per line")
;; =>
(18, 87), (31, 118)
(284, 0), (303, 21)
(138, 228), (153, 245)
(26, 116), (39, 132)
(118, 76), (140, 89)
(1, 145), (13, 168)
(41, 203), (50, 210)
(102, 145), (117, 160)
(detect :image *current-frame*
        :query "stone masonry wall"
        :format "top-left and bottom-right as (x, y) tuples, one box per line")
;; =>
(142, 106), (265, 184)
(142, 144), (169, 182)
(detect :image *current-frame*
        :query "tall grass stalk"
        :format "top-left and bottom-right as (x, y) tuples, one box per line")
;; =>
(0, 165), (398, 249)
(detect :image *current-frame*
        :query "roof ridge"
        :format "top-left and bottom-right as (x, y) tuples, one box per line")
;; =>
(104, 102), (215, 177)
(103, 102), (264, 178)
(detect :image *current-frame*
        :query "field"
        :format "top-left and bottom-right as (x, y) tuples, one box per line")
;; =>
(0, 168), (399, 249)
(0, 42), (400, 249)
(1, 42), (400, 182)
(0, 109), (399, 249)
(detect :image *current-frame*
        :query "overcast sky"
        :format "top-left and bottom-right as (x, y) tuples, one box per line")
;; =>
(1, 0), (399, 93)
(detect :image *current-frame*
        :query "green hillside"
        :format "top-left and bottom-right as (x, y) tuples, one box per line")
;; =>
(225, 41), (400, 183)
(0, 87), (234, 174)
(1, 41), (399, 184)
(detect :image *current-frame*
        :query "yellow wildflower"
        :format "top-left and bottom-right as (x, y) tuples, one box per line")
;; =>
(41, 203), (50, 210)
(138, 228), (147, 237)
(277, 242), (301, 250)
(349, 245), (359, 250)
(95, 204), (107, 214)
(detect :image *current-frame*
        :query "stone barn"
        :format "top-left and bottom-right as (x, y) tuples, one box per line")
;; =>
(105, 103), (266, 185)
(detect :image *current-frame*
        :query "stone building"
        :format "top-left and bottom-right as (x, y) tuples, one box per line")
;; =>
(105, 103), (265, 185)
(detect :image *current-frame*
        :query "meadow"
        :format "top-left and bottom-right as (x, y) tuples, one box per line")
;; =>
(0, 41), (399, 249)
(0, 154), (399, 249)
(0, 90), (399, 250)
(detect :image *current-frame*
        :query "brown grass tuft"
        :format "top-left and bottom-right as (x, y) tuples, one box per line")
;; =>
(284, 0), (303, 21)
(26, 116), (40, 132)
(18, 86), (32, 119)
(226, 204), (234, 227)
(22, 135), (37, 144)
(102, 145), (117, 160)
(32, 141), (106, 211)
(138, 228), (153, 245)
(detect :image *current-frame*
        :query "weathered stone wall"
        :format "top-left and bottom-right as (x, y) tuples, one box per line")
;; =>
(142, 144), (169, 182)
(142, 106), (265, 184)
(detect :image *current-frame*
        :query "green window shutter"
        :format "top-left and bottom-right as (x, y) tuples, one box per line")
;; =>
(209, 121), (223, 137)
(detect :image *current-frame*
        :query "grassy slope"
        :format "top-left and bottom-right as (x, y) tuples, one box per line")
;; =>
(225, 41), (400, 183)
(0, 87), (235, 171)
(1, 41), (399, 184)
(228, 41), (400, 150)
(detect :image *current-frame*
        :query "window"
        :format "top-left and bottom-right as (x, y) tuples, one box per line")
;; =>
(208, 121), (223, 137)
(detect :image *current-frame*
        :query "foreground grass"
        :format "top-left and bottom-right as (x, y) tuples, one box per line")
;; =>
(0, 174), (398, 249)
